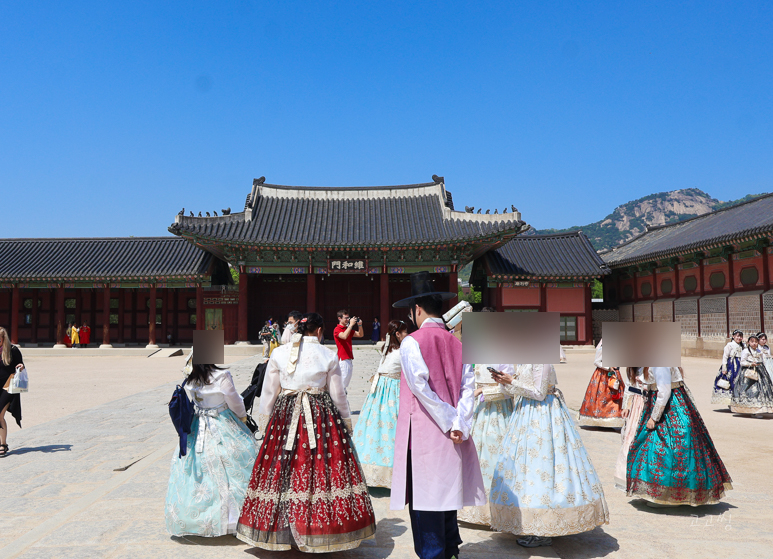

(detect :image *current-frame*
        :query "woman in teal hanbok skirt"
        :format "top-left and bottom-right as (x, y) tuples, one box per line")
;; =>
(457, 363), (514, 526)
(627, 367), (732, 506)
(489, 364), (609, 548)
(351, 320), (408, 487)
(165, 362), (259, 537)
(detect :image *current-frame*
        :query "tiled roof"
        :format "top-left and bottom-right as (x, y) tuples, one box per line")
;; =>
(0, 237), (213, 281)
(602, 193), (773, 267)
(169, 179), (526, 247)
(485, 232), (610, 279)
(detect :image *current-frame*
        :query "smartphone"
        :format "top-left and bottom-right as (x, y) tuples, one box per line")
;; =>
(487, 367), (499, 375)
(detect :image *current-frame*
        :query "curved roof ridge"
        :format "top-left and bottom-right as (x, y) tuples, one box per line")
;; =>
(259, 181), (438, 191)
(0, 236), (184, 242)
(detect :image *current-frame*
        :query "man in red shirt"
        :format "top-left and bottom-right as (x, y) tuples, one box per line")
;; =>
(333, 309), (364, 389)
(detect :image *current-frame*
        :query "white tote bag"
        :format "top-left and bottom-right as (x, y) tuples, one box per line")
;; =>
(7, 366), (29, 394)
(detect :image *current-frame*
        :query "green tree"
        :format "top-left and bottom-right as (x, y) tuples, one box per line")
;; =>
(230, 267), (239, 284)
(591, 278), (603, 299)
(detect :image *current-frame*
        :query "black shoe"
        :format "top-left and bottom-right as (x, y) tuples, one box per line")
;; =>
(516, 536), (552, 548)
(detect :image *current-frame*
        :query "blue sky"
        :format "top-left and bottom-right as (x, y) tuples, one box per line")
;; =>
(2, 1), (772, 237)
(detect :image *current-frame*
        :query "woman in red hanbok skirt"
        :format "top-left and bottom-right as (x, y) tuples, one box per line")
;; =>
(578, 339), (625, 428)
(237, 313), (376, 553)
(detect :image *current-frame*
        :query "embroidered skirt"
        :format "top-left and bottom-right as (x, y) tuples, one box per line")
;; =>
(613, 392), (645, 491)
(730, 364), (773, 414)
(711, 357), (741, 405)
(165, 408), (259, 537)
(236, 391), (376, 553)
(627, 385), (733, 506)
(489, 394), (609, 537)
(351, 375), (400, 488)
(577, 367), (625, 427)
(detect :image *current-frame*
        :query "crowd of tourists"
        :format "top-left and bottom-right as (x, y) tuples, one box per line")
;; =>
(156, 271), (738, 557)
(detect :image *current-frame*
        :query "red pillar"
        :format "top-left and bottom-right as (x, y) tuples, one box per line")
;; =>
(585, 282), (593, 345)
(238, 272), (249, 342)
(147, 284), (157, 347)
(117, 290), (125, 343)
(496, 284), (504, 312)
(31, 291), (39, 344)
(10, 286), (20, 344)
(380, 273), (390, 339)
(306, 273), (316, 314)
(196, 284), (204, 330)
(55, 286), (66, 347)
(101, 285), (112, 347)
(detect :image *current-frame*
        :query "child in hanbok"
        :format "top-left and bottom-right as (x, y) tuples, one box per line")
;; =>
(627, 367), (732, 506)
(165, 358), (259, 537)
(237, 313), (376, 552)
(489, 363), (610, 548)
(614, 367), (646, 491)
(577, 339), (625, 427)
(712, 329), (743, 405)
(730, 334), (773, 415)
(351, 319), (408, 487)
(457, 363), (515, 527)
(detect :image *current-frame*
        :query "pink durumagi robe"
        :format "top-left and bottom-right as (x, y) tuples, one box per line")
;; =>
(390, 318), (487, 512)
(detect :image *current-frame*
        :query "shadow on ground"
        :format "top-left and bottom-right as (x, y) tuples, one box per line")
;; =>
(171, 535), (244, 547)
(460, 528), (619, 558)
(9, 444), (72, 455)
(629, 499), (737, 517)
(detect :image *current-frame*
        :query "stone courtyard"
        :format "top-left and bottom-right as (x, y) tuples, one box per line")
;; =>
(0, 347), (771, 559)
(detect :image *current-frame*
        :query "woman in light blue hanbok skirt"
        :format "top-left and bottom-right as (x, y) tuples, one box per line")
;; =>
(489, 364), (609, 548)
(165, 364), (259, 537)
(351, 320), (408, 487)
(457, 363), (514, 526)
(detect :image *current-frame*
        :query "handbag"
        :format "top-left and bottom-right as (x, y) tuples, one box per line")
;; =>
(168, 379), (194, 458)
(717, 377), (731, 390)
(744, 368), (759, 381)
(7, 366), (29, 394)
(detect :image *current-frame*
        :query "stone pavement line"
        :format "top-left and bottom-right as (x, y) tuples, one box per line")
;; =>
(0, 442), (176, 559)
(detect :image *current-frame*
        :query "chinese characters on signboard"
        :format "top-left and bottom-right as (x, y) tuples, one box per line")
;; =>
(329, 259), (367, 273)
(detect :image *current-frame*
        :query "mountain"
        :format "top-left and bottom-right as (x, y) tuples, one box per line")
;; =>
(528, 188), (767, 252)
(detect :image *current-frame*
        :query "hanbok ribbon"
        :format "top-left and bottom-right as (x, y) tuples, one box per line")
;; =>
(194, 402), (228, 454)
(282, 387), (326, 451)
(286, 333), (303, 374)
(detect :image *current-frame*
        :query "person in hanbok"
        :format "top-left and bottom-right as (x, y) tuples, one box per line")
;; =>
(577, 339), (625, 428)
(165, 356), (259, 537)
(391, 272), (486, 559)
(488, 363), (609, 548)
(614, 367), (647, 491)
(627, 367), (732, 506)
(757, 332), (770, 356)
(351, 319), (408, 487)
(457, 363), (515, 527)
(730, 334), (773, 415)
(712, 329), (744, 405)
(237, 313), (376, 552)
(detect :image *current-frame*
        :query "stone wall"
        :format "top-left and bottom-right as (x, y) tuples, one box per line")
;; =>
(700, 296), (728, 341)
(634, 302), (652, 322)
(728, 293), (762, 336)
(592, 309), (619, 342)
(674, 298), (698, 339)
(653, 300), (673, 322)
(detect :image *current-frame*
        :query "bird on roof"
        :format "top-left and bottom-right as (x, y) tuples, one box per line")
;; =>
(214, 210), (218, 216)
(511, 204), (518, 213)
(189, 211), (194, 217)
(465, 206), (474, 213)
(494, 209), (498, 214)
(485, 209), (490, 214)
(206, 211), (211, 217)
(198, 211), (202, 217)
(503, 207), (508, 213)
(222, 207), (231, 215)
(178, 208), (185, 216)
(477, 208), (482, 214)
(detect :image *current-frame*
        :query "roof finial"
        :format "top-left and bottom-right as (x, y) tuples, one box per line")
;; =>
(432, 174), (444, 184)
(255, 176), (266, 185)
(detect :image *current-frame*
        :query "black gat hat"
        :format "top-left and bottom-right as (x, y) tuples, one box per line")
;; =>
(392, 271), (457, 308)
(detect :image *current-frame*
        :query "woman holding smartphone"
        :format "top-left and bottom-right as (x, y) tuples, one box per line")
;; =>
(0, 327), (24, 457)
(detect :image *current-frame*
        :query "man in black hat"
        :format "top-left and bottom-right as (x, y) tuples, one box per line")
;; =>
(390, 272), (486, 559)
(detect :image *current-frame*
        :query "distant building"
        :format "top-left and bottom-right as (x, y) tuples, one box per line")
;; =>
(601, 193), (773, 357)
(471, 232), (610, 344)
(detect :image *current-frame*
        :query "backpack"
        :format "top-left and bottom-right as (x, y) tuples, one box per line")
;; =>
(241, 360), (268, 413)
(168, 379), (194, 458)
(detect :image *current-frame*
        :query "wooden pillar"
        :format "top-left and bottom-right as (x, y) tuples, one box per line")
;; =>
(196, 284), (204, 330)
(75, 290), (82, 325)
(101, 285), (112, 347)
(448, 270), (458, 314)
(90, 290), (96, 339)
(305, 273), (315, 314)
(10, 286), (20, 344)
(130, 289), (137, 343)
(55, 286), (66, 347)
(632, 271), (639, 303)
(147, 283), (158, 347)
(31, 291), (39, 344)
(172, 289), (179, 345)
(161, 288), (168, 345)
(584, 282), (593, 345)
(539, 282), (547, 312)
(238, 272), (250, 342)
(496, 284), (504, 312)
(117, 290), (125, 343)
(380, 273), (390, 339)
